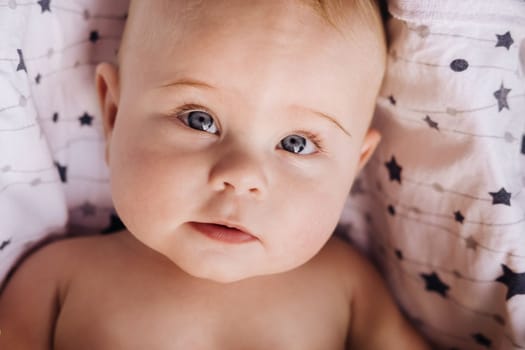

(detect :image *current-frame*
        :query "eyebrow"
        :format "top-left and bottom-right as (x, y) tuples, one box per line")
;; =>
(159, 78), (216, 90)
(294, 106), (352, 138)
(159, 78), (352, 138)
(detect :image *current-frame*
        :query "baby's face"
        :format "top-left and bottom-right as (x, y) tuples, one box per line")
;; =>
(97, 0), (384, 282)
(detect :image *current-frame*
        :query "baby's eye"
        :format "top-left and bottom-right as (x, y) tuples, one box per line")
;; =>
(179, 111), (218, 134)
(279, 134), (317, 155)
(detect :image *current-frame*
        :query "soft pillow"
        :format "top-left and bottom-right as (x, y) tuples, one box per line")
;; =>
(0, 0), (128, 281)
(342, 0), (525, 348)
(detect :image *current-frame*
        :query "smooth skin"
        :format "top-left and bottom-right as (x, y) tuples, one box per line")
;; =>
(0, 233), (429, 349)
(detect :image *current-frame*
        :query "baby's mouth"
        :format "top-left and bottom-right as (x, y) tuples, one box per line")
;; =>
(189, 221), (258, 244)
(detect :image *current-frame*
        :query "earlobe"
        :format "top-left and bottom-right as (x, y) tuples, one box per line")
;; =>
(357, 128), (381, 172)
(95, 62), (120, 164)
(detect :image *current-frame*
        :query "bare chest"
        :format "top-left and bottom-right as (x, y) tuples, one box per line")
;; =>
(53, 262), (349, 350)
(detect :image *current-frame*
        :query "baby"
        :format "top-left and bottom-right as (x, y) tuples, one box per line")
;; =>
(0, 0), (429, 349)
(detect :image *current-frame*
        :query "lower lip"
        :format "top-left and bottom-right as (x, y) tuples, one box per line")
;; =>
(190, 222), (257, 244)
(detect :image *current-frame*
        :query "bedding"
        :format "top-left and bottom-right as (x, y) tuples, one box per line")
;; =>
(0, 0), (524, 349)
(341, 0), (525, 349)
(0, 0), (127, 282)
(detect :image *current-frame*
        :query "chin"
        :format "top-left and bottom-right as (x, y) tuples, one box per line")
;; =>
(185, 262), (301, 284)
(180, 262), (260, 284)
(201, 274), (249, 284)
(193, 270), (257, 284)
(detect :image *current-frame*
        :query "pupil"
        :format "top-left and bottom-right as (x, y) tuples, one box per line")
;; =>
(189, 111), (212, 131)
(283, 135), (305, 153)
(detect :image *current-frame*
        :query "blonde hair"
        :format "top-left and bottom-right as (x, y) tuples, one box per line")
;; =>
(300, 0), (386, 47)
(303, 0), (381, 23)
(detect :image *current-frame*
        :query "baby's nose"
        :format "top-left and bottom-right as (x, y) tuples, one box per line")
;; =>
(208, 149), (268, 200)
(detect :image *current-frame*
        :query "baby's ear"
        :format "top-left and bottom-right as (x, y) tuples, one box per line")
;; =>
(95, 63), (119, 164)
(357, 128), (381, 172)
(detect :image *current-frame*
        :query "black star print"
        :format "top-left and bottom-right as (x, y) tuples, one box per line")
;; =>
(424, 115), (439, 130)
(450, 58), (469, 72)
(385, 156), (402, 183)
(35, 73), (42, 84)
(421, 272), (450, 298)
(395, 249), (403, 260)
(454, 210), (465, 224)
(495, 31), (513, 50)
(89, 30), (100, 43)
(387, 204), (396, 216)
(489, 187), (511, 206)
(16, 49), (27, 72)
(101, 214), (126, 234)
(0, 239), (11, 250)
(472, 333), (492, 348)
(493, 83), (511, 112)
(388, 95), (396, 105)
(37, 0), (51, 13)
(52, 112), (59, 123)
(54, 161), (67, 183)
(79, 112), (94, 126)
(495, 264), (525, 300)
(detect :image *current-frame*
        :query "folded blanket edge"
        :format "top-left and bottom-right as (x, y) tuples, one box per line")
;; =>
(389, 0), (525, 26)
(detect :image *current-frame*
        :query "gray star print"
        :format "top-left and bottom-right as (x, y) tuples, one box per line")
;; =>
(494, 83), (511, 112)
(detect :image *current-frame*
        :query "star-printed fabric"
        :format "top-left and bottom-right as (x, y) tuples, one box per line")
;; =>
(0, 0), (127, 281)
(341, 0), (525, 349)
(0, 0), (524, 349)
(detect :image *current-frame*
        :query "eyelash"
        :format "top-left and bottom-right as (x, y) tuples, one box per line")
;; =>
(168, 103), (215, 123)
(292, 130), (325, 153)
(166, 103), (326, 152)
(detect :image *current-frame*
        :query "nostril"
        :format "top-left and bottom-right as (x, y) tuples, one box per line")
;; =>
(208, 153), (267, 197)
(249, 187), (261, 197)
(218, 181), (262, 197)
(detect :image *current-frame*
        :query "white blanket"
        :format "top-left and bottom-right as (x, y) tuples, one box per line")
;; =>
(342, 0), (525, 348)
(0, 0), (127, 280)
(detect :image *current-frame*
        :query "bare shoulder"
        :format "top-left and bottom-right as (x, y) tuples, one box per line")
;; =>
(0, 232), (133, 349)
(309, 236), (378, 289)
(26, 232), (126, 264)
(2, 231), (129, 293)
(316, 238), (430, 350)
(44, 230), (136, 261)
(1, 235), (86, 292)
(315, 235), (389, 307)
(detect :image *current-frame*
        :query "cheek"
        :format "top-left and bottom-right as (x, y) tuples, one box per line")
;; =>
(297, 187), (346, 240)
(108, 129), (206, 238)
(268, 175), (350, 268)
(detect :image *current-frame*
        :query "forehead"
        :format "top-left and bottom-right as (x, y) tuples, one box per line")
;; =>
(121, 1), (382, 74)
(118, 0), (384, 120)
